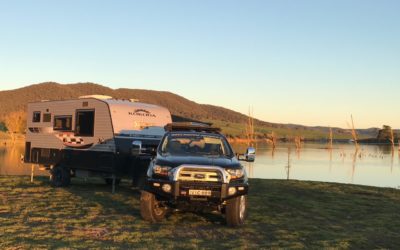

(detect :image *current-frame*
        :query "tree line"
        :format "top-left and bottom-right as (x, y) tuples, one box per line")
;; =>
(0, 110), (26, 140)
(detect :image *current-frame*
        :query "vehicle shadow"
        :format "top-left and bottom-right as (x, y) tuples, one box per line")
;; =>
(168, 209), (226, 225)
(37, 176), (142, 218)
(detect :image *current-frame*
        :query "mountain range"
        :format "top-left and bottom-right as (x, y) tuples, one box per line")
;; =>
(0, 82), (381, 139)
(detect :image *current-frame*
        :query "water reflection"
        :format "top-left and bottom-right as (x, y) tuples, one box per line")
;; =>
(0, 142), (47, 176)
(236, 142), (400, 189)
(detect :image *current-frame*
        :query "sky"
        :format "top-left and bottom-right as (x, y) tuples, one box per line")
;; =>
(0, 0), (399, 128)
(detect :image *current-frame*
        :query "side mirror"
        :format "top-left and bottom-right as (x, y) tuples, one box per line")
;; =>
(245, 147), (256, 162)
(131, 141), (142, 156)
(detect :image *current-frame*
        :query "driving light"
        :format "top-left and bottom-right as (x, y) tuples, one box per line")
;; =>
(228, 187), (237, 195)
(226, 168), (244, 179)
(162, 184), (172, 193)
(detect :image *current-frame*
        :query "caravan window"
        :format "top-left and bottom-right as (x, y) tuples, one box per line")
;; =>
(54, 116), (72, 131)
(75, 110), (95, 136)
(32, 112), (41, 122)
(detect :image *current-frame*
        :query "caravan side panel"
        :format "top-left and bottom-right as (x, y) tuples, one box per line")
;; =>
(25, 99), (115, 167)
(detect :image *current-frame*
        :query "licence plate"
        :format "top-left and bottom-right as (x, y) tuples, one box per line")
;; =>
(188, 189), (212, 196)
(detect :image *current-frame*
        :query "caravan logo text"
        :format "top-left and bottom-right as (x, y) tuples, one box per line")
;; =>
(129, 109), (156, 117)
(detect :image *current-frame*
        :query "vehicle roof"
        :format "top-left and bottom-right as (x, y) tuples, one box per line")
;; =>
(164, 122), (221, 133)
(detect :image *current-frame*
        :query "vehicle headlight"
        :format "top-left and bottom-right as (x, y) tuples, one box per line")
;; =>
(226, 168), (245, 179)
(153, 165), (172, 176)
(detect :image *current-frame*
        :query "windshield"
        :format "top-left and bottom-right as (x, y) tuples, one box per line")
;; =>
(160, 133), (233, 157)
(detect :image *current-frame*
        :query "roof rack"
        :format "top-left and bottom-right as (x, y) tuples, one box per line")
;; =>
(164, 122), (221, 133)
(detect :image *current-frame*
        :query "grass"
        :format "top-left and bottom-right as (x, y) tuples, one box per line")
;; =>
(1, 176), (400, 249)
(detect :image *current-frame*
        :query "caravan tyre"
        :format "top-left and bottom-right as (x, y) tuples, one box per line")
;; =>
(225, 195), (247, 227)
(140, 191), (166, 222)
(50, 165), (71, 187)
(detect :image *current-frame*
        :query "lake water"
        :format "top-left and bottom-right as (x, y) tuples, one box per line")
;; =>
(236, 143), (400, 189)
(1, 141), (399, 189)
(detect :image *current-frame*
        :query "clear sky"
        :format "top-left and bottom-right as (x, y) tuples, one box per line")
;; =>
(0, 0), (399, 128)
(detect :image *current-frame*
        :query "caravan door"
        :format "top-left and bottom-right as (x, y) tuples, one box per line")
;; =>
(75, 110), (95, 137)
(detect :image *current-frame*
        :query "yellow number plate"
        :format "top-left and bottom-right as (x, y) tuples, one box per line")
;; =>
(188, 189), (212, 196)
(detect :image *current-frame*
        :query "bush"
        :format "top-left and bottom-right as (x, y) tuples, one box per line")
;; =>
(0, 121), (7, 132)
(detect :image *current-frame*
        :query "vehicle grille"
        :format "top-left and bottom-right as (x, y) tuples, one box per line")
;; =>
(178, 169), (222, 182)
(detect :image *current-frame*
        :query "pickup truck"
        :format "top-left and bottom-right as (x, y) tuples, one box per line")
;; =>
(139, 123), (255, 226)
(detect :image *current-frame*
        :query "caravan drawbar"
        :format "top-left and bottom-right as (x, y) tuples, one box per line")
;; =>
(24, 95), (172, 187)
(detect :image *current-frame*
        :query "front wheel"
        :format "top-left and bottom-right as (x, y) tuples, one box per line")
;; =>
(140, 191), (166, 222)
(225, 195), (247, 226)
(50, 164), (71, 187)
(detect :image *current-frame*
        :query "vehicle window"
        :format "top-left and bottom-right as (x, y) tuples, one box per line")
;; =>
(161, 134), (232, 157)
(43, 113), (51, 122)
(53, 116), (72, 131)
(32, 111), (41, 122)
(75, 110), (95, 136)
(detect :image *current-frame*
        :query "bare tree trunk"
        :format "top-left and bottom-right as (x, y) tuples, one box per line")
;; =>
(348, 115), (359, 151)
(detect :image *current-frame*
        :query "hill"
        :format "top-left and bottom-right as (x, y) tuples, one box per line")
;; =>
(0, 82), (374, 139)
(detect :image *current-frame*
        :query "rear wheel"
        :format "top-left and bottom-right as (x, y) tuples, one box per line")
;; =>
(225, 195), (247, 226)
(50, 164), (71, 187)
(140, 191), (166, 222)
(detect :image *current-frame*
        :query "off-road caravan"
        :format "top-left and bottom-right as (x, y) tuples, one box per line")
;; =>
(24, 95), (172, 188)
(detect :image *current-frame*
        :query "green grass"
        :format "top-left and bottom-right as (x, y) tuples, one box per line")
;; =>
(1, 176), (399, 249)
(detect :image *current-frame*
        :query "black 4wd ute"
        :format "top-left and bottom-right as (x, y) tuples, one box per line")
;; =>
(140, 123), (255, 226)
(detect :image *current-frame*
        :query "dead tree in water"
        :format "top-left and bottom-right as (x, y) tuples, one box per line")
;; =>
(294, 136), (301, 151)
(245, 107), (255, 147)
(347, 115), (360, 151)
(271, 131), (277, 150)
(286, 147), (291, 180)
(389, 128), (395, 152)
(328, 127), (333, 150)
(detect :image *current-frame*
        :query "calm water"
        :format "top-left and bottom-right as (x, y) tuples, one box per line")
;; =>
(1, 141), (399, 189)
(236, 143), (400, 189)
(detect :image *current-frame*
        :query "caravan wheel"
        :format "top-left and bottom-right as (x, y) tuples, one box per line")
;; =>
(50, 165), (71, 187)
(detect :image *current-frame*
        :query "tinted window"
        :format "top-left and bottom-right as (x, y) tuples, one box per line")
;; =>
(160, 133), (232, 157)
(53, 116), (72, 131)
(75, 110), (95, 136)
(32, 112), (41, 122)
